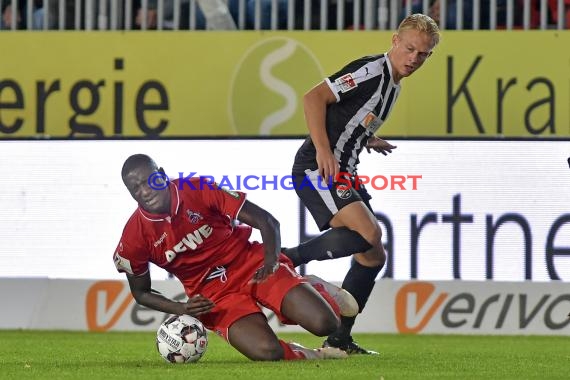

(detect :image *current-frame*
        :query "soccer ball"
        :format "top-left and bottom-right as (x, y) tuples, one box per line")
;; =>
(156, 315), (208, 363)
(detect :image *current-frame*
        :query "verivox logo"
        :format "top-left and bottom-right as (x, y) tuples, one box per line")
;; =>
(395, 281), (570, 334)
(86, 281), (134, 331)
(395, 282), (448, 334)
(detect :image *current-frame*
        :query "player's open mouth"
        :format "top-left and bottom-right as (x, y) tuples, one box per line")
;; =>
(145, 197), (157, 207)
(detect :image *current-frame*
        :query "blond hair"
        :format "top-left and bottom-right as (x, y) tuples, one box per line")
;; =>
(397, 13), (441, 46)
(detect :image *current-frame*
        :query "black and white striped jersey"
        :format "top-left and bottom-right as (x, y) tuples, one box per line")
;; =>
(293, 54), (401, 176)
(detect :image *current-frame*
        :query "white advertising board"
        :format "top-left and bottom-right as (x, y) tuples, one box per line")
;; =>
(0, 140), (569, 282)
(1, 278), (568, 335)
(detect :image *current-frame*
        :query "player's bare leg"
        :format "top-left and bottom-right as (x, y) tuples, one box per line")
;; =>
(304, 274), (359, 317)
(227, 313), (345, 361)
(281, 283), (349, 359)
(280, 282), (340, 336)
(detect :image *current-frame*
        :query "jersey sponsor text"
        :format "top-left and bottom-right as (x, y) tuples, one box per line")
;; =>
(164, 224), (213, 262)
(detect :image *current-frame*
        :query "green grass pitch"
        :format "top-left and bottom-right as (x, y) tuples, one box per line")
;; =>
(1, 331), (568, 380)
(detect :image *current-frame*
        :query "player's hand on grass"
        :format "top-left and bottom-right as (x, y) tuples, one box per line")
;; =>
(180, 294), (215, 317)
(365, 136), (397, 155)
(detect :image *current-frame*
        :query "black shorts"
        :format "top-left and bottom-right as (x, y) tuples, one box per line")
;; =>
(293, 169), (373, 231)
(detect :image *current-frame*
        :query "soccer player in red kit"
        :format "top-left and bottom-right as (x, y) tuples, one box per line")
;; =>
(113, 154), (354, 361)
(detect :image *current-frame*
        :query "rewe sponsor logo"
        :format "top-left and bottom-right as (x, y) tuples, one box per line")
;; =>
(164, 224), (213, 262)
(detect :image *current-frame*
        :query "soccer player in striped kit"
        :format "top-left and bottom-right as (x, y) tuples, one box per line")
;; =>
(288, 13), (441, 354)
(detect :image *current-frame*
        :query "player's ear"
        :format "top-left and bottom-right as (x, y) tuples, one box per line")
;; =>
(391, 32), (399, 46)
(158, 167), (166, 174)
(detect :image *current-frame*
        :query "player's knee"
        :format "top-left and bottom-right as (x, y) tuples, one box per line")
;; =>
(367, 224), (383, 249)
(249, 340), (285, 361)
(355, 224), (383, 252)
(358, 243), (386, 268)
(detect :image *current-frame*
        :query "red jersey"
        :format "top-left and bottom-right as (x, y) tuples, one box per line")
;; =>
(113, 178), (252, 292)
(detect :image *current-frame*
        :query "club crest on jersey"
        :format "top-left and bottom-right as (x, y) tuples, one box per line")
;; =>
(186, 209), (203, 224)
(335, 73), (357, 93)
(335, 187), (352, 200)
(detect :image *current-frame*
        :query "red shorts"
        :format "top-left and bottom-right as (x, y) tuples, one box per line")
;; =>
(193, 243), (305, 341)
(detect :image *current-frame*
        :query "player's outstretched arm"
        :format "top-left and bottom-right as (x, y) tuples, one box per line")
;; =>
(126, 272), (214, 316)
(237, 200), (280, 282)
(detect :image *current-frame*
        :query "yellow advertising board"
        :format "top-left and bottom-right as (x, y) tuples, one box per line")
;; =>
(0, 31), (568, 138)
